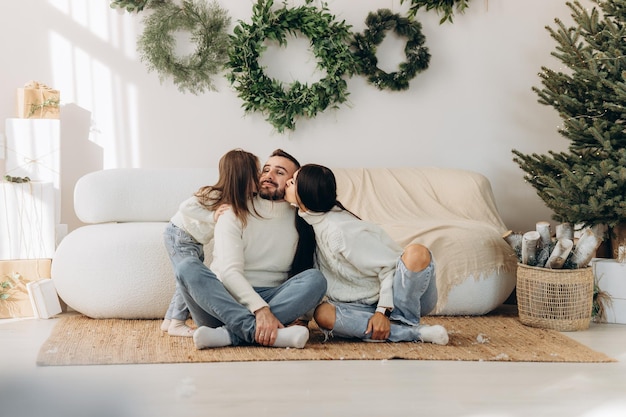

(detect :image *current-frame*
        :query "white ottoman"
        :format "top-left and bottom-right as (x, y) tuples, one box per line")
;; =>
(53, 223), (173, 319)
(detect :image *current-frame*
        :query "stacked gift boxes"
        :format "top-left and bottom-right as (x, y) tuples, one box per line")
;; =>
(1, 82), (63, 318)
(2, 118), (60, 260)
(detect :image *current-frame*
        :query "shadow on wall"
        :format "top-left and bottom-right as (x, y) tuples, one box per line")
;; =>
(60, 104), (103, 234)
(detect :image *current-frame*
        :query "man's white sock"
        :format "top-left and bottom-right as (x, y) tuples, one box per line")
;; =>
(160, 319), (171, 332)
(273, 326), (309, 349)
(193, 326), (232, 349)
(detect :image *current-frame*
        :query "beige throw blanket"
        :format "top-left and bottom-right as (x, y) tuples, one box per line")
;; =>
(333, 168), (518, 307)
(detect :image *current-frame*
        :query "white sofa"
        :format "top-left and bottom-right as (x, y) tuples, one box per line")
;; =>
(52, 167), (517, 319)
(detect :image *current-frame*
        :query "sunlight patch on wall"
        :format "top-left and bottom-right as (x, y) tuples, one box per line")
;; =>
(46, 0), (142, 168)
(48, 0), (113, 44)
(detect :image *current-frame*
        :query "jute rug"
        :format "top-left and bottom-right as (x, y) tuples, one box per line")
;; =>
(37, 310), (615, 366)
(37, 312), (615, 366)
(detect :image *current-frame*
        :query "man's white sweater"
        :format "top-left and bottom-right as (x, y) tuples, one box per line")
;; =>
(211, 196), (298, 313)
(299, 207), (402, 309)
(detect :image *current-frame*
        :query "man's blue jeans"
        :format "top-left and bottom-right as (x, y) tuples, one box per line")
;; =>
(175, 257), (327, 346)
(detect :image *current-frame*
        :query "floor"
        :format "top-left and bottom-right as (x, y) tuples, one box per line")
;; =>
(1, 310), (626, 417)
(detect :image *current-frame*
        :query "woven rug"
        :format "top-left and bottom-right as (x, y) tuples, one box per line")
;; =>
(37, 313), (615, 366)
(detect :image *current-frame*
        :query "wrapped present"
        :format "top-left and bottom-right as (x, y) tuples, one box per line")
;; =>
(16, 81), (60, 119)
(4, 117), (61, 193)
(27, 279), (62, 319)
(0, 181), (57, 260)
(0, 259), (52, 318)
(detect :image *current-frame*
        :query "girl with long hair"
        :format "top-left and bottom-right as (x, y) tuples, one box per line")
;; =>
(161, 149), (260, 336)
(285, 164), (449, 345)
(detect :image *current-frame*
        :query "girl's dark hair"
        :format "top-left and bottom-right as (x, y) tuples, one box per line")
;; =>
(289, 215), (316, 277)
(296, 164), (359, 218)
(195, 149), (260, 227)
(289, 164), (360, 276)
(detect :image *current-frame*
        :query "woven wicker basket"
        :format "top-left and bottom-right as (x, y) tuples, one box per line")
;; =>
(516, 263), (594, 331)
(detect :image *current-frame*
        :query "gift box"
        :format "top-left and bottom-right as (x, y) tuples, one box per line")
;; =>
(16, 81), (60, 119)
(0, 259), (52, 318)
(0, 181), (56, 260)
(593, 258), (626, 324)
(27, 279), (62, 319)
(5, 118), (61, 188)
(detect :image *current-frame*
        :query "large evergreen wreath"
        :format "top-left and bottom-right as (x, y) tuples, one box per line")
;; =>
(109, 0), (161, 13)
(401, 0), (471, 24)
(137, 0), (231, 94)
(226, 0), (357, 133)
(351, 9), (430, 91)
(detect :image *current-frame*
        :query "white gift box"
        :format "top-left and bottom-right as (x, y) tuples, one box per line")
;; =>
(593, 258), (626, 324)
(0, 181), (56, 260)
(5, 118), (61, 222)
(26, 278), (62, 319)
(5, 118), (60, 184)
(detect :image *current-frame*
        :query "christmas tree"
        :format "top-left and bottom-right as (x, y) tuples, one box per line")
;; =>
(513, 0), (626, 231)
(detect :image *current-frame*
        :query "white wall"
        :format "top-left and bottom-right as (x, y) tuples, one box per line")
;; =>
(0, 0), (590, 233)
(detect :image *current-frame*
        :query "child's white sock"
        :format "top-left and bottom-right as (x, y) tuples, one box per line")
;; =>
(418, 324), (449, 345)
(193, 326), (232, 349)
(168, 319), (195, 337)
(160, 318), (171, 332)
(273, 326), (309, 349)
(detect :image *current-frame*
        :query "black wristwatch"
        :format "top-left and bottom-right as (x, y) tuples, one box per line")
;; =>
(375, 306), (391, 318)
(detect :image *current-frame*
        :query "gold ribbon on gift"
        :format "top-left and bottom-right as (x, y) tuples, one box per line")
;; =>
(17, 81), (61, 119)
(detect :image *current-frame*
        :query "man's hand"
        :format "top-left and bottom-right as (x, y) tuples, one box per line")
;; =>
(254, 306), (284, 346)
(366, 312), (391, 341)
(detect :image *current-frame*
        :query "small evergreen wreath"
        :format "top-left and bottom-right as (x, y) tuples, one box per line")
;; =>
(226, 0), (357, 133)
(351, 9), (430, 92)
(137, 0), (231, 94)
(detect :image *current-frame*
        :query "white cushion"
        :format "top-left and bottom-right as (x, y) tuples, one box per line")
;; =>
(74, 168), (218, 223)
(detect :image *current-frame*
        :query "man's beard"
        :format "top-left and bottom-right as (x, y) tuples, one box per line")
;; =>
(259, 184), (285, 200)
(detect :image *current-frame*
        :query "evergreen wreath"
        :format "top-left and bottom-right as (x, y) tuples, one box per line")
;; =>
(351, 9), (430, 91)
(400, 0), (471, 24)
(137, 0), (231, 94)
(109, 0), (162, 14)
(226, 0), (357, 133)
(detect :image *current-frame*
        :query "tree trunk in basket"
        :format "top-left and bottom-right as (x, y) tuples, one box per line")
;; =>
(556, 223), (574, 241)
(545, 238), (573, 269)
(521, 231), (540, 265)
(571, 227), (602, 268)
(536, 221), (551, 247)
